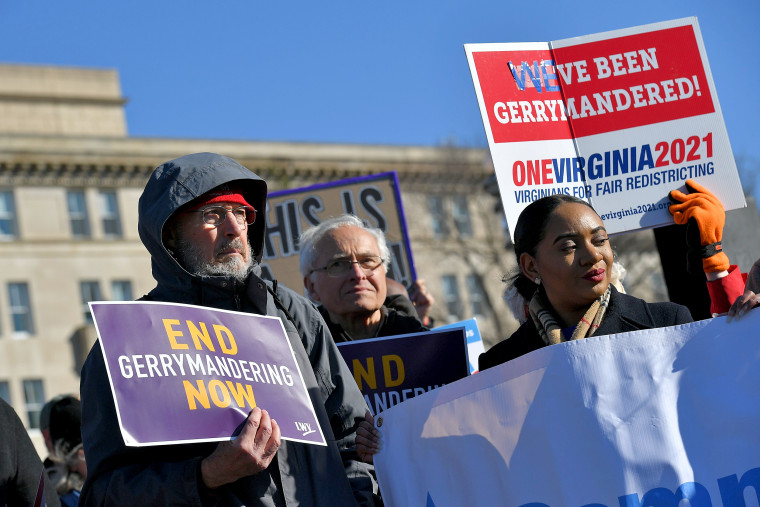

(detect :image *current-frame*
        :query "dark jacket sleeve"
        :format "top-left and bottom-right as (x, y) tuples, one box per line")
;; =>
(383, 294), (418, 319)
(674, 303), (693, 325)
(746, 258), (760, 294)
(79, 343), (208, 507)
(313, 310), (380, 506)
(380, 306), (428, 337)
(275, 286), (380, 506)
(0, 399), (61, 507)
(478, 321), (543, 372)
(612, 292), (693, 331)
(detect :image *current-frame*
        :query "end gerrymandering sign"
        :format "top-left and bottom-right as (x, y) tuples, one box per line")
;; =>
(465, 17), (745, 239)
(90, 301), (326, 447)
(337, 328), (469, 415)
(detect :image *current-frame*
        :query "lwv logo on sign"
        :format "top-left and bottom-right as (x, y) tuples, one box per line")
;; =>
(295, 421), (315, 436)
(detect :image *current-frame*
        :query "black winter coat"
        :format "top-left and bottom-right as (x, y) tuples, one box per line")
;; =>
(479, 286), (693, 371)
(319, 303), (427, 343)
(0, 399), (61, 507)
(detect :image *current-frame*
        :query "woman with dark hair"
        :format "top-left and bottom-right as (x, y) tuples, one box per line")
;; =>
(479, 194), (693, 371)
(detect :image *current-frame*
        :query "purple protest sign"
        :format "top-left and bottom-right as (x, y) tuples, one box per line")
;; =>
(90, 301), (326, 447)
(337, 328), (469, 415)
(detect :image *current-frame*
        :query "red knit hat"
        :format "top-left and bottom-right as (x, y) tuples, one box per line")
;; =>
(186, 184), (253, 211)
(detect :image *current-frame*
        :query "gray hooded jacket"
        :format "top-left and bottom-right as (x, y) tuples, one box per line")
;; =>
(79, 153), (378, 506)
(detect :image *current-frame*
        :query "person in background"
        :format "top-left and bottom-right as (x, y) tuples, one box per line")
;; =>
(40, 394), (78, 492)
(0, 397), (61, 506)
(79, 153), (379, 506)
(302, 215), (432, 473)
(47, 397), (86, 507)
(299, 214), (428, 342)
(668, 179), (760, 319)
(479, 194), (692, 370)
(40, 394), (73, 459)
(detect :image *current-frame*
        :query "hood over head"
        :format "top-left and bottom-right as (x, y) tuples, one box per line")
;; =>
(138, 152), (267, 287)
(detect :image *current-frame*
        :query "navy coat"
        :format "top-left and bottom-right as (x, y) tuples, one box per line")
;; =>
(479, 286), (693, 371)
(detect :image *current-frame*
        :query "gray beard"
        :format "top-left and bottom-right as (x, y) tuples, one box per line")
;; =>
(176, 236), (255, 283)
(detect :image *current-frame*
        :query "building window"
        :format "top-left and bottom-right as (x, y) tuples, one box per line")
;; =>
(466, 274), (489, 318)
(99, 191), (122, 238)
(22, 379), (44, 429)
(80, 281), (102, 324)
(0, 381), (10, 404)
(67, 190), (90, 238)
(111, 280), (133, 301)
(452, 195), (473, 237)
(0, 191), (18, 240)
(428, 196), (450, 238)
(8, 283), (34, 335)
(441, 275), (464, 322)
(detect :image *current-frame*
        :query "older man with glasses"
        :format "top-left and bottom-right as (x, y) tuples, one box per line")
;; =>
(79, 153), (379, 506)
(300, 214), (428, 342)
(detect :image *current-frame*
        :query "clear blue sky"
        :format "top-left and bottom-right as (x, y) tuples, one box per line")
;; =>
(2, 1), (758, 183)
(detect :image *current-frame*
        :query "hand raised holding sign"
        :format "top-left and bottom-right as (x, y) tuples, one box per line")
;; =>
(356, 410), (382, 464)
(200, 407), (281, 489)
(668, 178), (729, 275)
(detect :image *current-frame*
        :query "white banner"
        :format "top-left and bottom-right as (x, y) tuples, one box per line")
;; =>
(374, 312), (760, 506)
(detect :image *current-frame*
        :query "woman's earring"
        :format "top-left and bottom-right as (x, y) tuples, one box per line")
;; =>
(535, 276), (541, 285)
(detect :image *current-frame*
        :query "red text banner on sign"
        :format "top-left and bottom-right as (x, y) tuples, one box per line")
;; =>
(473, 25), (714, 143)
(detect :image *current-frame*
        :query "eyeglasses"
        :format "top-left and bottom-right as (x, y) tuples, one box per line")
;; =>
(190, 205), (257, 227)
(311, 255), (384, 277)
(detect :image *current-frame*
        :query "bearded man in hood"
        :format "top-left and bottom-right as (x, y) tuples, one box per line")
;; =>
(79, 153), (379, 506)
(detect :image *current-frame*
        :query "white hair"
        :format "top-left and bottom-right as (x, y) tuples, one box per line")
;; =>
(298, 214), (391, 277)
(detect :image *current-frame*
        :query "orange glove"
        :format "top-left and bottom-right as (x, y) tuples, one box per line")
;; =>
(668, 179), (729, 273)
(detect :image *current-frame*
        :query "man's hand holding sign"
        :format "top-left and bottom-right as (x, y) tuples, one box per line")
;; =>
(200, 407), (280, 489)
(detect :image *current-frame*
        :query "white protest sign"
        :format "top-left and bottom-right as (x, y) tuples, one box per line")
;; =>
(465, 17), (745, 239)
(374, 312), (760, 506)
(261, 172), (416, 291)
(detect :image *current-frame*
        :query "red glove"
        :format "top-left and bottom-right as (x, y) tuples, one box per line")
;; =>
(668, 179), (729, 273)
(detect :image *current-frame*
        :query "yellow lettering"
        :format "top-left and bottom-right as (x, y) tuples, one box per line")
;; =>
(226, 381), (256, 409)
(353, 357), (377, 390)
(164, 319), (188, 350)
(382, 354), (405, 388)
(208, 379), (231, 407)
(213, 325), (237, 355)
(187, 321), (215, 351)
(183, 379), (209, 410)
